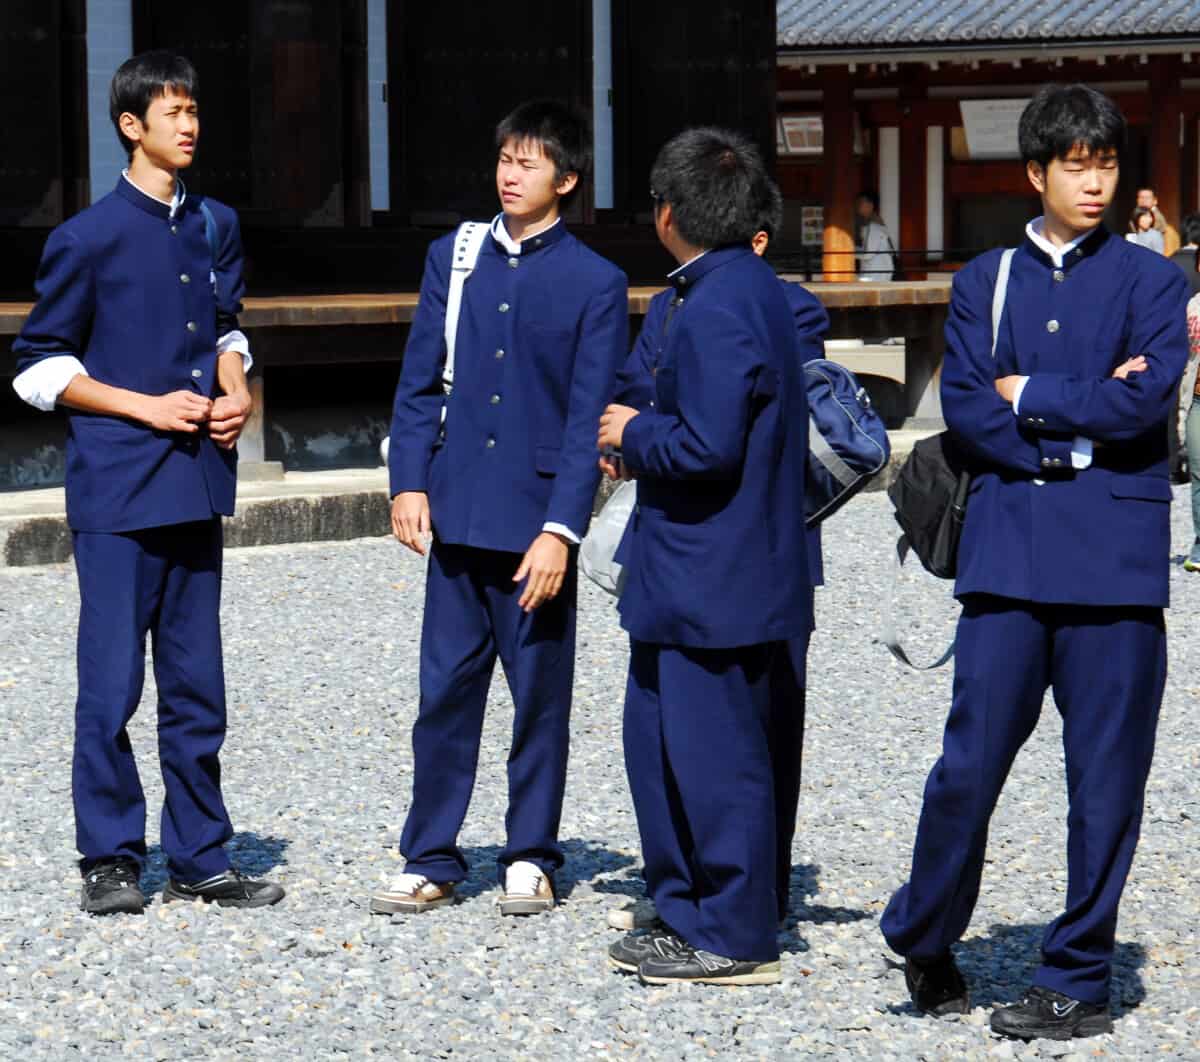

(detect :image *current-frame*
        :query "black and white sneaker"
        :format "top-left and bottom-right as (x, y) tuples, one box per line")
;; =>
(162, 869), (285, 909)
(905, 952), (970, 1016)
(990, 986), (1113, 1041)
(608, 926), (686, 973)
(80, 858), (145, 915)
(639, 943), (782, 986)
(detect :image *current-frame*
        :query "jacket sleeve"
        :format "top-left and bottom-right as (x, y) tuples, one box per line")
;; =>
(1016, 263), (1189, 441)
(211, 204), (246, 337)
(785, 282), (830, 363)
(543, 270), (629, 536)
(13, 226), (94, 374)
(388, 240), (450, 496)
(613, 290), (667, 408)
(622, 303), (764, 480)
(941, 259), (1059, 475)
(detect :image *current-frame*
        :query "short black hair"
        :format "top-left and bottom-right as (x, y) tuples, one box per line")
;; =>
(110, 50), (198, 157)
(1018, 83), (1126, 169)
(650, 127), (768, 249)
(1182, 212), (1200, 247)
(857, 190), (880, 212)
(756, 177), (784, 240)
(495, 100), (591, 209)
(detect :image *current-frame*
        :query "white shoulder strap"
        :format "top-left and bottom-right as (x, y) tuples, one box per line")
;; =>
(990, 247), (1016, 358)
(443, 221), (490, 394)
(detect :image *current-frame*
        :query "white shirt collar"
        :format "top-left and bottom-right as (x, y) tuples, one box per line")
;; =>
(122, 169), (186, 219)
(668, 250), (709, 277)
(1025, 216), (1091, 268)
(489, 213), (561, 256)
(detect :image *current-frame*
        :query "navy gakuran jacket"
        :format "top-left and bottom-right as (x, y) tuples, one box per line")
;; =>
(617, 246), (814, 647)
(945, 227), (1188, 607)
(13, 178), (247, 533)
(389, 220), (628, 553)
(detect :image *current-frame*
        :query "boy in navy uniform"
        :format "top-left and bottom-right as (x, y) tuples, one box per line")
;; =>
(372, 101), (627, 916)
(604, 178), (827, 938)
(882, 85), (1187, 1039)
(598, 130), (813, 985)
(12, 51), (284, 914)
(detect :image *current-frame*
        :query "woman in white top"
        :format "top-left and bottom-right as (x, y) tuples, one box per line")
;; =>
(1127, 206), (1165, 253)
(855, 191), (897, 280)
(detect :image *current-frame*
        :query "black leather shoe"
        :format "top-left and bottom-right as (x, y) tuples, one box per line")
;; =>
(905, 952), (970, 1016)
(163, 869), (285, 908)
(608, 926), (685, 972)
(80, 858), (145, 915)
(639, 944), (781, 985)
(990, 986), (1113, 1040)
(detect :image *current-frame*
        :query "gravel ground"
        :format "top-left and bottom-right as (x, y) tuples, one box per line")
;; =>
(1, 489), (1198, 1060)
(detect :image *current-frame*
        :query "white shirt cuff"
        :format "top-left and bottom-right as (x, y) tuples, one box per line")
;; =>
(1010, 376), (1029, 414)
(217, 329), (253, 374)
(543, 521), (580, 545)
(12, 356), (89, 411)
(1071, 437), (1093, 470)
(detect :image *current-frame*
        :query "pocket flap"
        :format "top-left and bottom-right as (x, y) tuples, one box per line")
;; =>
(535, 445), (559, 475)
(1109, 473), (1172, 501)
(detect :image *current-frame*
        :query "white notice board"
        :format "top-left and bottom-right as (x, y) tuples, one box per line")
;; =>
(959, 99), (1029, 159)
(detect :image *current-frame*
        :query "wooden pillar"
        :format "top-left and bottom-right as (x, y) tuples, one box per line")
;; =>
(822, 65), (855, 281)
(61, 0), (90, 216)
(1149, 55), (1183, 245)
(237, 370), (284, 480)
(342, 0), (372, 226)
(898, 72), (927, 280)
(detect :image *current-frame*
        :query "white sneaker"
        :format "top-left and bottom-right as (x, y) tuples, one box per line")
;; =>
(607, 897), (659, 931)
(498, 860), (555, 915)
(369, 872), (455, 915)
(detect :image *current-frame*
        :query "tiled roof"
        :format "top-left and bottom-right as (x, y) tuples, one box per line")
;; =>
(778, 0), (1200, 49)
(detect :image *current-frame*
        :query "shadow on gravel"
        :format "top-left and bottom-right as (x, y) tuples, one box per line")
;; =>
(454, 840), (636, 902)
(141, 833), (292, 895)
(956, 924), (1147, 1016)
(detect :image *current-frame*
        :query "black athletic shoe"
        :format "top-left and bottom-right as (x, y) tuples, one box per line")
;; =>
(162, 869), (285, 909)
(990, 986), (1113, 1041)
(609, 926), (686, 973)
(80, 858), (145, 915)
(639, 944), (782, 986)
(905, 952), (970, 1016)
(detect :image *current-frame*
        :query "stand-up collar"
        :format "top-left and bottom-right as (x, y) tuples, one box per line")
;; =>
(668, 245), (752, 293)
(114, 172), (187, 220)
(489, 213), (566, 256)
(1022, 217), (1109, 270)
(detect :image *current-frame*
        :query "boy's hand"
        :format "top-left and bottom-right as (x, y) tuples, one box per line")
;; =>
(514, 531), (569, 612)
(599, 455), (634, 481)
(391, 491), (431, 556)
(208, 389), (253, 449)
(994, 375), (1024, 404)
(141, 390), (213, 433)
(1111, 355), (1147, 380)
(598, 404), (639, 451)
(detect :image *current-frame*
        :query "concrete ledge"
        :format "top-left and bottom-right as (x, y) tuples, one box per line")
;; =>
(0, 430), (932, 567)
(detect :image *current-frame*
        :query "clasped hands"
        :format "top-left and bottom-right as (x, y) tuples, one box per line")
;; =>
(141, 388), (252, 450)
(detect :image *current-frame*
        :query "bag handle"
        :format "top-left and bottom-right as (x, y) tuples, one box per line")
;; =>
(442, 221), (490, 402)
(885, 247), (1014, 670)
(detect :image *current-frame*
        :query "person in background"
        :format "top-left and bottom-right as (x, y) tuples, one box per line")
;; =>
(1182, 293), (1200, 571)
(1135, 186), (1180, 256)
(1170, 213), (1200, 297)
(855, 190), (898, 280)
(1127, 206), (1165, 253)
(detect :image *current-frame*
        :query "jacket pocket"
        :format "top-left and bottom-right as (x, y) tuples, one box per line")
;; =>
(1109, 474), (1172, 501)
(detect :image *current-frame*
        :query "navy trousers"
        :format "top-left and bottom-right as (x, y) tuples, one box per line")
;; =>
(881, 594), (1166, 1005)
(400, 540), (576, 883)
(623, 637), (808, 962)
(72, 519), (233, 882)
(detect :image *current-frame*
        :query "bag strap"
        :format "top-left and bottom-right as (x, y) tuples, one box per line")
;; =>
(442, 221), (490, 396)
(885, 247), (1015, 671)
(199, 200), (220, 300)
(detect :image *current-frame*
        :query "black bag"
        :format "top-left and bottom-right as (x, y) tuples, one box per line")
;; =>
(886, 432), (972, 579)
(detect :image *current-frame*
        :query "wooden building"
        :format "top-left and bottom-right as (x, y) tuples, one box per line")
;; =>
(774, 1), (1200, 278)
(0, 0), (777, 297)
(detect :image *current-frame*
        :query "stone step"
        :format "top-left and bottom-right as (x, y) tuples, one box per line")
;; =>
(0, 431), (928, 567)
